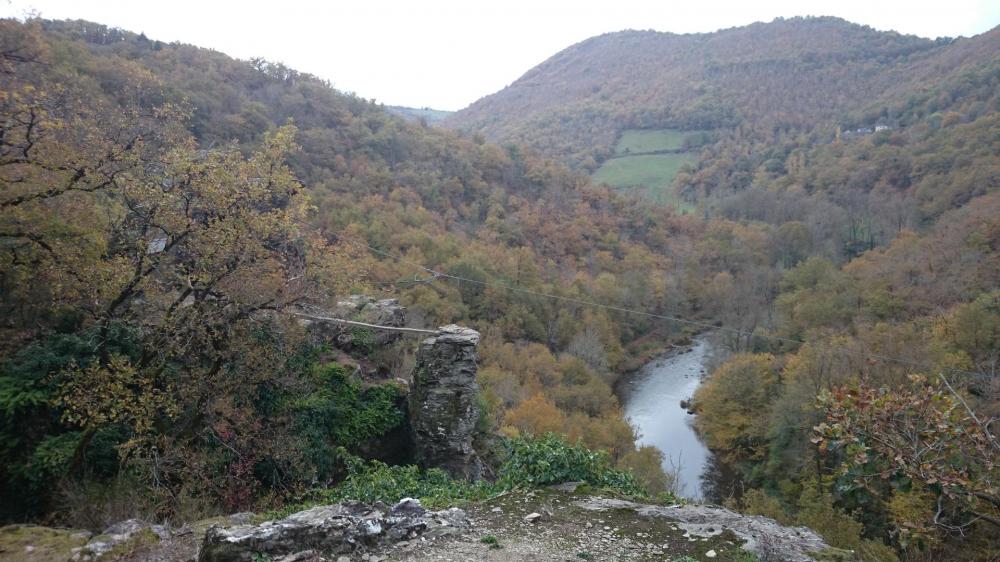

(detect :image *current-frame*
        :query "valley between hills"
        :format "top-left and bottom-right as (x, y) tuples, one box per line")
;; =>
(0, 14), (998, 562)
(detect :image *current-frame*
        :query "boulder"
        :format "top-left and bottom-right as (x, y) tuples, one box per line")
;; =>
(408, 325), (485, 480)
(198, 499), (468, 562)
(74, 519), (169, 560)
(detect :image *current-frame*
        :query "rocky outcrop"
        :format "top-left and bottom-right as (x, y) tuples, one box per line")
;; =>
(198, 499), (468, 562)
(6, 490), (841, 561)
(72, 519), (170, 561)
(575, 497), (833, 562)
(301, 296), (407, 354)
(408, 325), (484, 481)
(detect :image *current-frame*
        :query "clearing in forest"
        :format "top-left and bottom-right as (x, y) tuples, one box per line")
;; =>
(613, 129), (690, 154)
(593, 129), (708, 211)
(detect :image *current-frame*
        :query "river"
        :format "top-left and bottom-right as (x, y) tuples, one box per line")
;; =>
(620, 337), (712, 501)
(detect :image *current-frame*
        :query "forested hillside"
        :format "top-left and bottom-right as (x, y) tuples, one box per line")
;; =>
(445, 17), (996, 172)
(0, 18), (721, 525)
(386, 105), (453, 124)
(446, 14), (1000, 561)
(1, 14), (998, 562)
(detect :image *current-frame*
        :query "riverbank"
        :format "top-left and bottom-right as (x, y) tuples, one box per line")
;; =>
(619, 327), (700, 374)
(618, 336), (713, 501)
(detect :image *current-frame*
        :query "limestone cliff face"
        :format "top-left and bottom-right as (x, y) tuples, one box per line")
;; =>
(407, 325), (484, 481)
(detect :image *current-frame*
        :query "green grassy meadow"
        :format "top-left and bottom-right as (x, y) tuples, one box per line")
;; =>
(593, 153), (692, 187)
(592, 153), (694, 210)
(614, 129), (689, 154)
(592, 129), (705, 211)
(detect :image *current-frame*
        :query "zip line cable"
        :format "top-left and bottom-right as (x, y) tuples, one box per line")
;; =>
(357, 241), (985, 379)
(287, 309), (439, 335)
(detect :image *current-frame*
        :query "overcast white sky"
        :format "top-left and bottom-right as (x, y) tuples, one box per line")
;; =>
(2, 1), (999, 110)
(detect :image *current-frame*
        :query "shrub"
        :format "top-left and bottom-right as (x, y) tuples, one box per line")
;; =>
(265, 434), (650, 519)
(0, 325), (140, 520)
(262, 454), (492, 518)
(291, 364), (405, 479)
(480, 535), (502, 549)
(319, 460), (492, 509)
(498, 433), (645, 496)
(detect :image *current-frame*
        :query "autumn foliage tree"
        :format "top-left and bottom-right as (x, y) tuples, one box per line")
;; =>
(816, 378), (999, 546)
(0, 40), (366, 518)
(693, 353), (781, 461)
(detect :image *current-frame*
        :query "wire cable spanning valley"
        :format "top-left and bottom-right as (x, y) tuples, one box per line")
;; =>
(360, 241), (985, 379)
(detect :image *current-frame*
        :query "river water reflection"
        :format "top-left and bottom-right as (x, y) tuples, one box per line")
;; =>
(620, 337), (712, 501)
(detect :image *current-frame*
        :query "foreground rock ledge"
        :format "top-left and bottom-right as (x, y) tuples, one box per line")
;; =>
(198, 499), (468, 562)
(575, 497), (832, 562)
